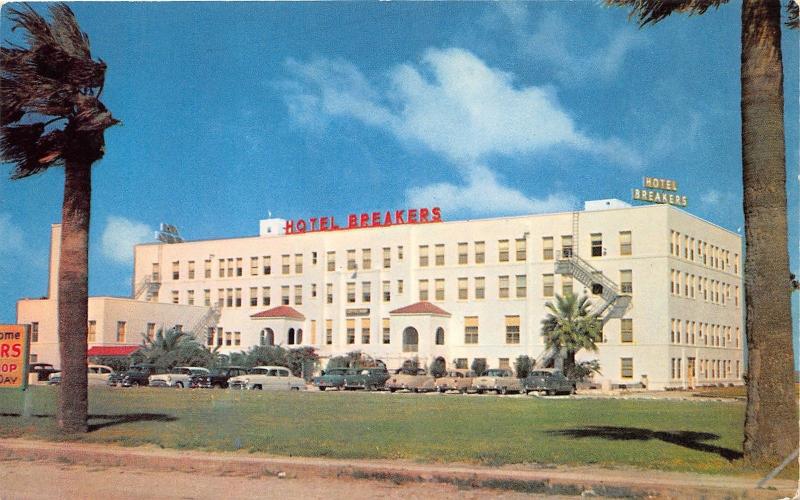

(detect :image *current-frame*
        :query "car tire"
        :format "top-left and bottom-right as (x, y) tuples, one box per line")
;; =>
(213, 383), (223, 389)
(254, 384), (263, 390)
(389, 388), (396, 393)
(291, 386), (300, 391)
(175, 382), (183, 389)
(319, 386), (327, 391)
(547, 389), (555, 396)
(500, 387), (507, 395)
(131, 381), (139, 387)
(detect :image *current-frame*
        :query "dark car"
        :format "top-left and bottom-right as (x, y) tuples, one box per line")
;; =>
(523, 369), (576, 396)
(30, 363), (59, 382)
(190, 366), (248, 388)
(343, 367), (390, 390)
(312, 368), (353, 391)
(120, 364), (165, 387)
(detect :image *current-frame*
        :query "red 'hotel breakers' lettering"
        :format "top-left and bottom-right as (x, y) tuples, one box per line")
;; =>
(285, 207), (442, 235)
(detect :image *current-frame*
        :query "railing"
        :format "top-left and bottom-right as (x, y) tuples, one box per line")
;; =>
(133, 275), (161, 300)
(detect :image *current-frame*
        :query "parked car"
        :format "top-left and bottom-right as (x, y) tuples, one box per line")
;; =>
(119, 364), (166, 387)
(343, 367), (390, 390)
(523, 369), (576, 395)
(434, 369), (475, 393)
(312, 368), (353, 391)
(190, 366), (248, 388)
(48, 364), (114, 385)
(385, 368), (436, 393)
(471, 368), (523, 394)
(228, 366), (306, 391)
(30, 363), (59, 382)
(149, 366), (209, 388)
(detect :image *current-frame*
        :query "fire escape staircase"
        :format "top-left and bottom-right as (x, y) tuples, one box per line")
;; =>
(133, 275), (161, 301)
(188, 305), (222, 342)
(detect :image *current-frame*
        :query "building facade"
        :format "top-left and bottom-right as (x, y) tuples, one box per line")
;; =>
(131, 200), (745, 390)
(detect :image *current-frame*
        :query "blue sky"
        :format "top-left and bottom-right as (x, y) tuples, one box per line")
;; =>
(1, 2), (798, 358)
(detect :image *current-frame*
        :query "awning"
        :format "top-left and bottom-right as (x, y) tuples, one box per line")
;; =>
(87, 345), (140, 356)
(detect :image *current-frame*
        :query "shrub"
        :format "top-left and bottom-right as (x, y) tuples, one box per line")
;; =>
(471, 358), (487, 377)
(401, 358), (419, 375)
(514, 355), (533, 379)
(429, 357), (447, 378)
(567, 360), (602, 382)
(286, 347), (319, 379)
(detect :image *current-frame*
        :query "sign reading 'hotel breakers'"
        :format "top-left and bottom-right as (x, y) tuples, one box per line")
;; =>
(632, 177), (688, 207)
(284, 207), (443, 235)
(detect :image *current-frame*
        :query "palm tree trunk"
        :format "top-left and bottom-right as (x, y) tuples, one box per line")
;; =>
(740, 0), (798, 465)
(57, 160), (91, 433)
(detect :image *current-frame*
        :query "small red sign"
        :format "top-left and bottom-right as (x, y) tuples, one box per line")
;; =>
(284, 207), (442, 235)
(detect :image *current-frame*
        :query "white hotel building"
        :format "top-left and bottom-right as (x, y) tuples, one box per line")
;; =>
(129, 199), (745, 390)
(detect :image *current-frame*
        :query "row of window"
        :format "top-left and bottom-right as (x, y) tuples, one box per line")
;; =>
(670, 269), (738, 307)
(670, 358), (740, 380)
(670, 318), (739, 348)
(670, 230), (738, 274)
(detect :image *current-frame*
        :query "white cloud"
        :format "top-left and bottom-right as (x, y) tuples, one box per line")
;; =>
(101, 216), (151, 265)
(0, 213), (23, 255)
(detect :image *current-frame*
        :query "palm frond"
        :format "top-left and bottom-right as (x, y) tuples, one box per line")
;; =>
(788, 0), (799, 28)
(1, 124), (65, 178)
(605, 0), (729, 26)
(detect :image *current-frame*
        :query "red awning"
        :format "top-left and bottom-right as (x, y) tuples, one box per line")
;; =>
(87, 345), (140, 357)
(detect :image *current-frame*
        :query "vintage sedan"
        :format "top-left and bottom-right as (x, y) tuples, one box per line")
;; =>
(30, 363), (60, 382)
(470, 368), (523, 394)
(190, 366), (248, 389)
(343, 367), (390, 390)
(148, 367), (209, 388)
(119, 364), (166, 387)
(228, 366), (306, 391)
(312, 368), (353, 391)
(434, 369), (475, 393)
(523, 369), (576, 395)
(48, 364), (114, 385)
(385, 368), (436, 393)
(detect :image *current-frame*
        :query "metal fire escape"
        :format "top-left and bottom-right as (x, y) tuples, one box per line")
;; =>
(534, 211), (632, 369)
(133, 275), (161, 301)
(188, 305), (222, 342)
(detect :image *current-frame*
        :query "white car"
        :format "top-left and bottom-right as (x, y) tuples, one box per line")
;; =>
(48, 364), (115, 385)
(228, 366), (306, 391)
(148, 366), (209, 388)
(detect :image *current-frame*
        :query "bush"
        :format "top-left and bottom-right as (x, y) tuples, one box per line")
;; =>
(471, 358), (487, 377)
(401, 358), (419, 375)
(326, 351), (381, 370)
(89, 356), (131, 373)
(245, 345), (288, 368)
(514, 355), (533, 379)
(567, 360), (601, 382)
(286, 347), (319, 379)
(429, 357), (447, 378)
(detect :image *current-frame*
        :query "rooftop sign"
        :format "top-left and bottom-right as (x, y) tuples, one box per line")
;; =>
(285, 207), (442, 235)
(632, 177), (687, 207)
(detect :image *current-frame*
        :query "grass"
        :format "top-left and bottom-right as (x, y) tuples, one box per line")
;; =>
(0, 386), (787, 477)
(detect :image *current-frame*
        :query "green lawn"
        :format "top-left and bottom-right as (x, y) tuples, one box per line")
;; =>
(0, 386), (781, 477)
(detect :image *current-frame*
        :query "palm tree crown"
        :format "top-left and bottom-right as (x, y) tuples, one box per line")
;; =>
(541, 293), (602, 355)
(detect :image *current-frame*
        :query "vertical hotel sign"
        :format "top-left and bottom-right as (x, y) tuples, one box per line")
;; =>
(632, 177), (688, 207)
(0, 325), (29, 389)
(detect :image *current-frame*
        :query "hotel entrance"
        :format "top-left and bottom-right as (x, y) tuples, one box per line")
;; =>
(687, 357), (696, 388)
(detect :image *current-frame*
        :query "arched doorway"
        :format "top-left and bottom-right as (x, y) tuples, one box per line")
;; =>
(435, 327), (445, 345)
(288, 328), (295, 345)
(261, 328), (275, 346)
(296, 328), (303, 345)
(402, 327), (418, 352)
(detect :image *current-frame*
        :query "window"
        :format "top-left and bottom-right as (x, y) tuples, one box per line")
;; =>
(234, 332), (241, 346)
(562, 235), (573, 258)
(235, 258), (243, 276)
(475, 241), (485, 264)
(152, 263), (160, 281)
(398, 246), (404, 260)
(562, 276), (573, 296)
(282, 255), (290, 274)
(619, 231), (632, 256)
(419, 279), (429, 301)
(218, 259), (225, 278)
(402, 327), (419, 352)
(435, 279), (445, 300)
(325, 319), (333, 345)
(499, 358), (510, 370)
(263, 256), (271, 275)
(172, 261), (179, 280)
(30, 322), (39, 343)
(295, 254), (303, 274)
(516, 238), (527, 261)
(234, 288), (242, 307)
(621, 319), (633, 343)
(464, 316), (479, 344)
(362, 248), (371, 270)
(311, 283), (317, 298)
(362, 281), (371, 303)
(227, 258), (234, 277)
(346, 319), (355, 344)
(216, 327), (223, 346)
(382, 281), (391, 302)
(217, 288), (224, 308)
(382, 318), (390, 344)
(455, 358), (468, 369)
(294, 285), (303, 305)
(397, 279), (404, 294)
(435, 327), (445, 345)
(326, 251), (335, 272)
(262, 286), (270, 306)
(475, 277), (485, 299)
(187, 290), (195, 306)
(171, 290), (179, 304)
(505, 316), (520, 344)
(204, 289), (211, 307)
(347, 249), (356, 270)
(690, 237), (695, 260)
(281, 286), (290, 305)
(435, 244), (445, 266)
(591, 233), (603, 257)
(498, 239), (509, 262)
(621, 358), (633, 378)
(188, 261), (195, 279)
(620, 270), (633, 293)
(543, 274), (554, 297)
(86, 321), (96, 343)
(326, 283), (333, 304)
(458, 277), (468, 300)
(419, 245), (429, 267)
(734, 253), (739, 274)
(498, 275), (509, 298)
(204, 260), (211, 278)
(361, 318), (370, 344)
(347, 282), (356, 303)
(542, 237), (554, 260)
(516, 275), (527, 298)
(225, 331), (232, 346)
(383, 247), (391, 268)
(458, 242), (468, 264)
(116, 321), (126, 343)
(310, 320), (317, 344)
(249, 287), (258, 307)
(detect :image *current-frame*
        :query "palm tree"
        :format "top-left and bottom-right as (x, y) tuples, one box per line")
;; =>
(133, 328), (214, 370)
(540, 293), (603, 377)
(608, 0), (798, 466)
(1, 4), (118, 433)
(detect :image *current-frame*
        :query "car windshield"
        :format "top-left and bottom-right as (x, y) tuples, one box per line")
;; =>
(485, 369), (509, 377)
(189, 368), (208, 375)
(326, 369), (348, 376)
(250, 368), (270, 375)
